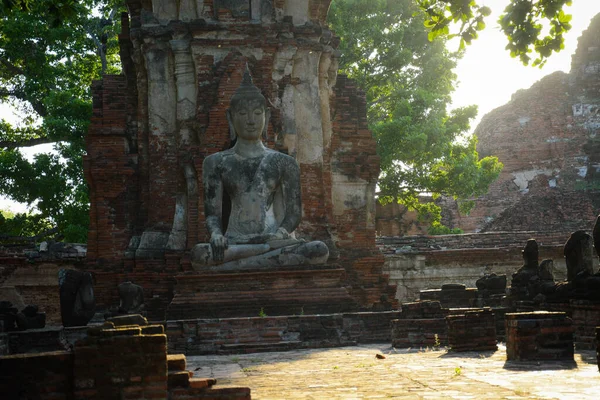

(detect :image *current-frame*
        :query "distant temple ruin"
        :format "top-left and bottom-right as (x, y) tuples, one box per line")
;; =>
(376, 13), (600, 236)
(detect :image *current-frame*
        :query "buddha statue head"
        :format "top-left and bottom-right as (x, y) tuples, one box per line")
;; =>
(227, 65), (270, 141)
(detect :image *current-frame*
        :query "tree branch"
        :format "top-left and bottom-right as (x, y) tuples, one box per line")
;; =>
(0, 56), (25, 76)
(0, 136), (63, 150)
(0, 86), (47, 117)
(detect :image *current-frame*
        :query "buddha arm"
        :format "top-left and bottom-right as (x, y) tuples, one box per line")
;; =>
(202, 154), (223, 237)
(279, 157), (302, 233)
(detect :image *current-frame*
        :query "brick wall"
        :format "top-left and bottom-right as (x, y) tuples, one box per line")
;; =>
(82, 0), (395, 315)
(0, 319), (251, 399)
(73, 324), (168, 399)
(378, 230), (572, 252)
(0, 351), (74, 399)
(0, 254), (84, 325)
(506, 311), (574, 361)
(166, 311), (402, 355)
(384, 244), (566, 303)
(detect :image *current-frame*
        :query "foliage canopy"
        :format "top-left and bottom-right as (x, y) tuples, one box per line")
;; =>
(0, 0), (121, 242)
(329, 0), (503, 229)
(417, 0), (573, 67)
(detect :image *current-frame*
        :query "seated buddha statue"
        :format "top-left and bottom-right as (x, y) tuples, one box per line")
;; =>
(190, 66), (329, 271)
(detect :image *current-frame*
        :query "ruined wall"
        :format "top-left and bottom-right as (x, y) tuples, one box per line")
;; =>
(438, 14), (600, 233)
(0, 321), (251, 399)
(83, 0), (393, 312)
(379, 231), (573, 302)
(0, 248), (86, 326)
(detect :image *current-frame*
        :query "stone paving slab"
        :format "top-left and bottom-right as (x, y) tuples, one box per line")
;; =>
(185, 344), (598, 399)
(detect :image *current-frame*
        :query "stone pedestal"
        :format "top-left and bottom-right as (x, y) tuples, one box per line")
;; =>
(570, 300), (600, 350)
(446, 308), (497, 352)
(506, 311), (574, 361)
(167, 264), (359, 319)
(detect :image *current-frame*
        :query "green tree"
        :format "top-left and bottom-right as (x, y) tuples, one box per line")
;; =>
(417, 0), (573, 67)
(329, 0), (503, 228)
(0, 208), (54, 241)
(0, 0), (122, 242)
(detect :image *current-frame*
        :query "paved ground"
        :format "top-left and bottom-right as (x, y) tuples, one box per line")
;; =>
(186, 344), (599, 399)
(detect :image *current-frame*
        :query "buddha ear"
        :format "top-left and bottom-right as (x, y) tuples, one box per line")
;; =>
(226, 108), (236, 141)
(263, 107), (271, 140)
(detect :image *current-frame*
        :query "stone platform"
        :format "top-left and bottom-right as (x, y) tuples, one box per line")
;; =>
(167, 264), (359, 319)
(187, 343), (599, 399)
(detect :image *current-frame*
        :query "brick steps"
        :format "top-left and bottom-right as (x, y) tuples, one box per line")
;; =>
(167, 354), (186, 372)
(189, 378), (217, 389)
(165, 352), (246, 399)
(168, 370), (192, 389)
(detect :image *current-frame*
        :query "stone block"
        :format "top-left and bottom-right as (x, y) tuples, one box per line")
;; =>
(446, 308), (497, 352)
(506, 311), (574, 361)
(391, 318), (447, 348)
(167, 354), (186, 372)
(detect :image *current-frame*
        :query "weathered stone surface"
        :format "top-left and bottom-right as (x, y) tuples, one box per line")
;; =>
(185, 343), (599, 399)
(15, 305), (46, 330)
(167, 266), (359, 319)
(564, 230), (595, 281)
(166, 311), (402, 355)
(190, 69), (329, 270)
(431, 14), (600, 233)
(508, 239), (561, 303)
(58, 269), (95, 328)
(446, 308), (497, 352)
(506, 311), (574, 361)
(83, 0), (395, 315)
(117, 281), (144, 314)
(476, 274), (507, 292)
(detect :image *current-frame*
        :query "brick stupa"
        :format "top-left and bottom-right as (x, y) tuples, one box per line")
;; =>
(84, 0), (396, 320)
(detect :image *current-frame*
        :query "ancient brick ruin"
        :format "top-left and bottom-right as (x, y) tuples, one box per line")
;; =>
(374, 13), (600, 236)
(5, 6), (600, 395)
(83, 0), (394, 319)
(443, 13), (600, 233)
(0, 315), (250, 399)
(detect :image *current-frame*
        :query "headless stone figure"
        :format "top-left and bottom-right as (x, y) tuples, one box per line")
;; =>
(191, 66), (328, 271)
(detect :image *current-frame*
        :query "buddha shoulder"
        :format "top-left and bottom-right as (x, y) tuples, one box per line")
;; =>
(264, 149), (299, 170)
(202, 149), (235, 170)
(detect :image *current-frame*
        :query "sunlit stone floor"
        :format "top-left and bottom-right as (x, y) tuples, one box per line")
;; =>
(186, 344), (598, 399)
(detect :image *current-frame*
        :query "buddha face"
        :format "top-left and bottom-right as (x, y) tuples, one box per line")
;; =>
(229, 99), (268, 141)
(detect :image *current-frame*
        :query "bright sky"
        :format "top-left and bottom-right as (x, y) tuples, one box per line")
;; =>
(451, 0), (600, 129)
(2, 1), (600, 215)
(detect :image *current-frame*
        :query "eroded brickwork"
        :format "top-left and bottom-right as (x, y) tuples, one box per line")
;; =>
(506, 311), (574, 361)
(83, 0), (394, 314)
(0, 319), (250, 399)
(440, 14), (600, 232)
